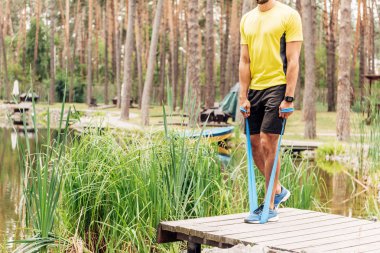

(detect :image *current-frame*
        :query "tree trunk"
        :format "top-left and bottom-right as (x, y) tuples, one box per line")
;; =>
(220, 0), (230, 98)
(94, 2), (101, 83)
(336, 0), (352, 141)
(135, 11), (144, 108)
(141, 0), (164, 126)
(158, 30), (166, 105)
(87, 0), (93, 105)
(167, 0), (179, 110)
(205, 0), (215, 109)
(64, 0), (70, 72)
(121, 0), (136, 120)
(70, 0), (81, 103)
(187, 0), (201, 125)
(226, 0), (240, 91)
(326, 0), (339, 112)
(350, 0), (361, 104)
(104, 4), (109, 104)
(369, 0), (375, 74)
(33, 0), (41, 75)
(301, 0), (316, 139)
(158, 5), (167, 106)
(113, 0), (121, 108)
(294, 0), (302, 110)
(359, 0), (368, 106)
(49, 0), (55, 104)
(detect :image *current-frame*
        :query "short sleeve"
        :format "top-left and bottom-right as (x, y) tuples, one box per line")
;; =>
(240, 15), (248, 45)
(285, 11), (303, 42)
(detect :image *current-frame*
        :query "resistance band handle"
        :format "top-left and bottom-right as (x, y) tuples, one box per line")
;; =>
(242, 107), (294, 113)
(280, 108), (294, 113)
(240, 107), (248, 113)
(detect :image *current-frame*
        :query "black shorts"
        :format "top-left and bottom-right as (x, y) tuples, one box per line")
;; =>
(245, 84), (286, 135)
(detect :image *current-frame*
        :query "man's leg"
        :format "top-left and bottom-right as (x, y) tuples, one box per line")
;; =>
(260, 132), (281, 209)
(251, 134), (281, 195)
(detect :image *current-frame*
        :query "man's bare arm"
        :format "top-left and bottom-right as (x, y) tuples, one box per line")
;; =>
(239, 45), (251, 118)
(279, 41), (302, 118)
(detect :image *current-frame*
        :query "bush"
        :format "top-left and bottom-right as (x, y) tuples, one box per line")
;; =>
(55, 70), (85, 103)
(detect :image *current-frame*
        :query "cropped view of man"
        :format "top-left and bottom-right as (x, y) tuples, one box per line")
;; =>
(239, 0), (303, 223)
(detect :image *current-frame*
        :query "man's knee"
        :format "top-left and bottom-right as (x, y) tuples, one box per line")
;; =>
(250, 135), (261, 150)
(260, 133), (278, 155)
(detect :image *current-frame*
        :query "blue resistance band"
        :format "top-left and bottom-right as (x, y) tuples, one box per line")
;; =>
(240, 107), (294, 223)
(240, 107), (258, 214)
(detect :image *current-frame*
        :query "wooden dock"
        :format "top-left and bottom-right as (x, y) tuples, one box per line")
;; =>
(281, 140), (322, 153)
(157, 208), (380, 252)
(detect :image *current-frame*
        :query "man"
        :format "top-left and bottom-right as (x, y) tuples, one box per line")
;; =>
(239, 0), (303, 223)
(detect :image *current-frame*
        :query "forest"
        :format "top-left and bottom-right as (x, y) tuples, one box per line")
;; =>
(0, 0), (379, 133)
(0, 1), (380, 252)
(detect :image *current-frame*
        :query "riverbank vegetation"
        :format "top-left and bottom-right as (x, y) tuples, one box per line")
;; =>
(8, 103), (378, 252)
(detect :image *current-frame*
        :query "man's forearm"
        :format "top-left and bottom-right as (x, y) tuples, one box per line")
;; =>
(285, 60), (299, 98)
(239, 61), (251, 100)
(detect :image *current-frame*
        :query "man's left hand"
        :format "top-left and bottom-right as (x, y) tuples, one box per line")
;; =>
(279, 100), (294, 119)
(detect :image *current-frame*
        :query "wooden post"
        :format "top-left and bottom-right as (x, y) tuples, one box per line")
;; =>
(187, 242), (201, 253)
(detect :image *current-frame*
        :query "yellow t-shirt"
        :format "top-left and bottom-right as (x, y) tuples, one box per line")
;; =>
(240, 2), (303, 90)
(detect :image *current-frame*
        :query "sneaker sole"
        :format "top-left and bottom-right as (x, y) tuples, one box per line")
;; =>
(244, 219), (261, 224)
(268, 215), (279, 222)
(244, 216), (279, 224)
(275, 190), (291, 211)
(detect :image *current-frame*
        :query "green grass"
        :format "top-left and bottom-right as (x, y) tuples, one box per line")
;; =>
(12, 99), (379, 252)
(57, 122), (321, 252)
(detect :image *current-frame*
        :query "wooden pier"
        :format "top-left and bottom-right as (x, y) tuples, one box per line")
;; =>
(157, 208), (380, 252)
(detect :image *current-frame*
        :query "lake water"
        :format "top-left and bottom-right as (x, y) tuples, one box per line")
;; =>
(0, 128), (377, 248)
(0, 128), (23, 248)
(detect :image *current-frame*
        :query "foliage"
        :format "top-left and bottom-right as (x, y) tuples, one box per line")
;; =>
(24, 19), (49, 81)
(316, 143), (346, 174)
(55, 70), (85, 103)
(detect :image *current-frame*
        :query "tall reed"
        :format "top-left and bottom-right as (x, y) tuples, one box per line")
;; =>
(60, 124), (320, 252)
(11, 94), (72, 252)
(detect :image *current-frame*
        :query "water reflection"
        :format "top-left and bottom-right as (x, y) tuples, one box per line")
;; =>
(319, 168), (370, 218)
(0, 128), (22, 246)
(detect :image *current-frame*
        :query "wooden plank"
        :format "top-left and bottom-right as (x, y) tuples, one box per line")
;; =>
(188, 210), (319, 237)
(188, 208), (308, 228)
(268, 221), (380, 248)
(217, 215), (349, 245)
(161, 208), (296, 228)
(249, 219), (369, 244)
(208, 211), (341, 237)
(174, 209), (310, 236)
(204, 212), (337, 243)
(361, 242), (380, 252)
(156, 224), (178, 243)
(229, 217), (362, 243)
(333, 242), (380, 253)
(288, 227), (380, 251)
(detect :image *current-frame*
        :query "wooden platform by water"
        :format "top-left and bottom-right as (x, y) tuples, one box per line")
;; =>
(157, 208), (380, 253)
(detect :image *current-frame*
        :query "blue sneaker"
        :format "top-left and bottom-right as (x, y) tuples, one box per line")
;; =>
(244, 212), (261, 224)
(274, 186), (291, 209)
(267, 209), (279, 222)
(245, 208), (279, 223)
(253, 204), (264, 215)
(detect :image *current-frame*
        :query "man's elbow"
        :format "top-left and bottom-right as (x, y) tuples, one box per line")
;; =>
(287, 57), (299, 69)
(240, 53), (250, 64)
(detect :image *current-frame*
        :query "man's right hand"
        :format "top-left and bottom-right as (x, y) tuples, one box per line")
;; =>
(240, 98), (251, 118)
